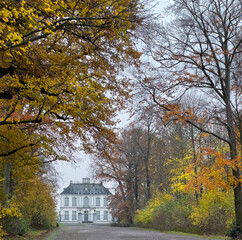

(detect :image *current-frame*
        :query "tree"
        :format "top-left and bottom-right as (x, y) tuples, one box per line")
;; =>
(0, 0), (147, 233)
(92, 126), (143, 223)
(0, 145), (58, 237)
(138, 0), (242, 231)
(133, 114), (158, 201)
(93, 121), (160, 222)
(13, 175), (57, 230)
(0, 0), (144, 157)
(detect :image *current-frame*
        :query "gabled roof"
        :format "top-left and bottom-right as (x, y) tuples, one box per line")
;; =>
(60, 182), (111, 195)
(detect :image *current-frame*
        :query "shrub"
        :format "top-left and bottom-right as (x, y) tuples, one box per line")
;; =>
(29, 209), (56, 230)
(190, 190), (235, 234)
(228, 224), (242, 240)
(13, 177), (57, 231)
(111, 222), (132, 227)
(2, 216), (29, 236)
(134, 192), (171, 225)
(151, 195), (194, 232)
(134, 193), (195, 232)
(0, 201), (22, 238)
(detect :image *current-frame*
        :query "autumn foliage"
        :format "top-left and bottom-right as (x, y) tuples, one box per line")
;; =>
(93, 118), (239, 234)
(0, 0), (145, 237)
(128, 0), (242, 235)
(0, 0), (143, 154)
(0, 0), (241, 237)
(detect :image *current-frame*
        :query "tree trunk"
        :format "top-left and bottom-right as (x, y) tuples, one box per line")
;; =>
(134, 164), (139, 210)
(145, 125), (151, 201)
(3, 161), (12, 201)
(127, 163), (134, 223)
(118, 180), (126, 202)
(225, 95), (242, 230)
(233, 173), (242, 231)
(190, 125), (200, 204)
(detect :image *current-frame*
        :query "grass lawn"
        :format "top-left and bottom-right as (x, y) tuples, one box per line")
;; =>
(165, 231), (230, 240)
(5, 228), (51, 240)
(130, 226), (229, 240)
(4, 224), (64, 240)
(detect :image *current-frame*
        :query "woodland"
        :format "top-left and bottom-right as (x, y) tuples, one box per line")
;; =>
(0, 0), (241, 239)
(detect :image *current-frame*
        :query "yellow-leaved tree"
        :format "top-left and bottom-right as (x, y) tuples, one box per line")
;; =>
(0, 0), (143, 153)
(0, 0), (146, 237)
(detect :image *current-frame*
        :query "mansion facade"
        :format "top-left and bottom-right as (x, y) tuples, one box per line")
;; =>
(59, 178), (112, 223)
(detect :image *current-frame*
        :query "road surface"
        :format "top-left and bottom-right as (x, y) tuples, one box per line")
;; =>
(43, 224), (226, 240)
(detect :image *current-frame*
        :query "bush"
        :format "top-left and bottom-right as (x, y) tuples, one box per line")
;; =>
(0, 201), (21, 239)
(111, 222), (132, 227)
(134, 193), (195, 232)
(134, 192), (171, 225)
(151, 195), (194, 232)
(228, 227), (242, 239)
(30, 214), (56, 230)
(2, 216), (29, 236)
(13, 177), (57, 231)
(135, 190), (235, 235)
(190, 190), (235, 234)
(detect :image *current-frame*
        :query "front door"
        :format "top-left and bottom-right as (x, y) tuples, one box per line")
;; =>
(84, 211), (88, 222)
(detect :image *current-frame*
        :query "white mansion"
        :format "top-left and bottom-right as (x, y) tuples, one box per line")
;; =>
(59, 178), (112, 223)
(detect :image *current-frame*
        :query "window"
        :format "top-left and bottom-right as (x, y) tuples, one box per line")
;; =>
(96, 197), (100, 206)
(103, 211), (108, 220)
(64, 197), (69, 206)
(72, 211), (77, 220)
(64, 211), (69, 220)
(96, 211), (100, 220)
(84, 196), (89, 207)
(103, 197), (108, 206)
(72, 197), (77, 206)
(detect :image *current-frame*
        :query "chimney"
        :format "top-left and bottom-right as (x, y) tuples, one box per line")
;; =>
(82, 178), (90, 184)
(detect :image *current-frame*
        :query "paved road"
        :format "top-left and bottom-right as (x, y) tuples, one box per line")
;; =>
(43, 224), (225, 240)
